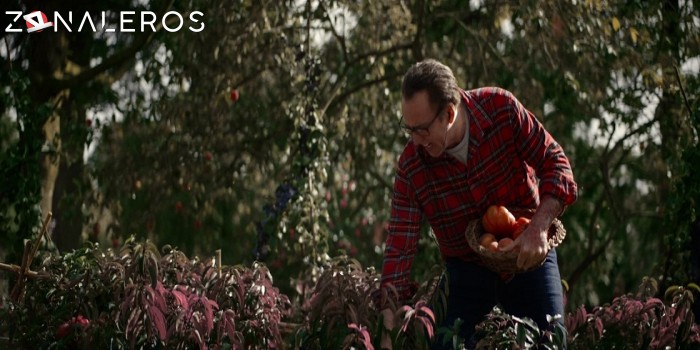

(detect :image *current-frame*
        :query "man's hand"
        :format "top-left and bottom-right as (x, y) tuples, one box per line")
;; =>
(502, 220), (550, 270)
(380, 308), (395, 350)
(501, 196), (563, 270)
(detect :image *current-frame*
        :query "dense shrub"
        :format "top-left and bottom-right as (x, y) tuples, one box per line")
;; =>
(2, 242), (699, 350)
(471, 308), (566, 350)
(297, 255), (442, 350)
(460, 277), (700, 350)
(0, 239), (291, 349)
(566, 277), (700, 350)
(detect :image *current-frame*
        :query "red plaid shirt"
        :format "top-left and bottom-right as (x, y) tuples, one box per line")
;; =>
(380, 87), (578, 302)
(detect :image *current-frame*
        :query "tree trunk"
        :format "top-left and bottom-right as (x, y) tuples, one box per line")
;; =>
(37, 96), (89, 253)
(39, 110), (62, 220)
(50, 93), (89, 252)
(51, 157), (86, 251)
(0, 247), (6, 300)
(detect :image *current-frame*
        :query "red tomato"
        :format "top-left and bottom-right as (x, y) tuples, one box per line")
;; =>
(512, 217), (531, 239)
(482, 206), (516, 237)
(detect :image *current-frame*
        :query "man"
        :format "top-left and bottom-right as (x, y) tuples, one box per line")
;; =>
(379, 59), (577, 349)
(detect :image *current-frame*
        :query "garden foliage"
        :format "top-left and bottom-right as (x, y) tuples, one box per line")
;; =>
(0, 239), (291, 349)
(2, 242), (700, 349)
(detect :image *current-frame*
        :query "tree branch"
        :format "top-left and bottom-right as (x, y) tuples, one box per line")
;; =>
(599, 150), (624, 225)
(318, 1), (349, 64)
(586, 195), (604, 256)
(447, 15), (509, 69)
(607, 115), (660, 158)
(51, 0), (176, 92)
(598, 114), (660, 224)
(566, 228), (616, 291)
(232, 66), (269, 89)
(3, 36), (12, 71)
(349, 43), (413, 67)
(674, 65), (697, 139)
(348, 185), (379, 219)
(319, 43), (412, 117)
(0, 262), (47, 279)
(411, 0), (427, 61)
(368, 168), (393, 192)
(326, 72), (403, 114)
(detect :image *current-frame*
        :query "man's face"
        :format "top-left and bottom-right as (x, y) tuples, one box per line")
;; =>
(401, 90), (448, 158)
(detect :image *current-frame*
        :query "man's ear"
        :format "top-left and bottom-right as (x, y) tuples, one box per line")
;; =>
(448, 104), (457, 123)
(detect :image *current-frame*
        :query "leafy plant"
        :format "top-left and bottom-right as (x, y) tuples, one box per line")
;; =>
(463, 277), (699, 350)
(298, 255), (440, 349)
(0, 71), (47, 266)
(566, 277), (700, 349)
(472, 307), (566, 350)
(392, 300), (437, 349)
(0, 238), (291, 349)
(435, 318), (466, 350)
(298, 255), (382, 349)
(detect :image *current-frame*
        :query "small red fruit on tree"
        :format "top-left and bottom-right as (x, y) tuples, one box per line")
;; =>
(230, 89), (240, 102)
(55, 322), (71, 339)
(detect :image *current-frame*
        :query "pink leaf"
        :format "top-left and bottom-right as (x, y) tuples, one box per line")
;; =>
(223, 309), (238, 346)
(417, 316), (435, 339)
(172, 290), (189, 309)
(156, 281), (167, 295)
(147, 305), (168, 341)
(347, 323), (373, 350)
(595, 318), (604, 337)
(151, 287), (168, 311)
(400, 311), (415, 334)
(419, 305), (436, 323)
(397, 305), (412, 316)
(202, 296), (216, 335)
(360, 328), (373, 350)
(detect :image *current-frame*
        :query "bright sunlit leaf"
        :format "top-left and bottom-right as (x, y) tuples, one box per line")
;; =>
(612, 17), (621, 31)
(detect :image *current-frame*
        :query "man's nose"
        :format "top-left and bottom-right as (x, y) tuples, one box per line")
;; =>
(410, 133), (426, 144)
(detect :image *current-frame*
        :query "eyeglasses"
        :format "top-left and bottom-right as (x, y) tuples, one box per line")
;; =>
(399, 104), (445, 137)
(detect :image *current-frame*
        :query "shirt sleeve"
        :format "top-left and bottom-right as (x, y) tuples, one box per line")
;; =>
(378, 161), (422, 305)
(507, 91), (578, 207)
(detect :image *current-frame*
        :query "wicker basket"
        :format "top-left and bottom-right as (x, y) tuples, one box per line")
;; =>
(465, 208), (566, 274)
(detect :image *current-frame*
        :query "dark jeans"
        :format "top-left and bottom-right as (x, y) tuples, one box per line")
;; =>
(431, 250), (565, 350)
